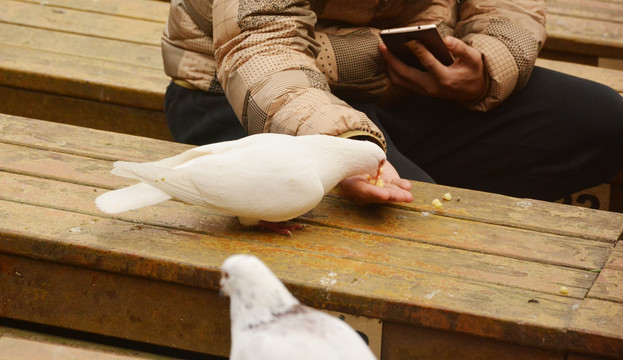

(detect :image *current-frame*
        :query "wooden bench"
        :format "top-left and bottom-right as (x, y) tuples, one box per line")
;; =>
(1, 114), (623, 359)
(543, 0), (623, 66)
(0, 0), (171, 140)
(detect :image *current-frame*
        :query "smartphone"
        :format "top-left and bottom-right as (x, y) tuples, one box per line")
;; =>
(380, 24), (454, 71)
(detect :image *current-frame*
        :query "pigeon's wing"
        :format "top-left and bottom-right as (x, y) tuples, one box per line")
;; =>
(186, 148), (327, 222)
(231, 309), (376, 360)
(112, 134), (292, 179)
(109, 160), (209, 206)
(111, 146), (326, 222)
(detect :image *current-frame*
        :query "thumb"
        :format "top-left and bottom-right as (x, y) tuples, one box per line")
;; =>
(445, 36), (480, 64)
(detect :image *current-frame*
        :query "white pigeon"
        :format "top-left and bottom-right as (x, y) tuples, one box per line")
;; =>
(95, 133), (385, 234)
(220, 254), (377, 360)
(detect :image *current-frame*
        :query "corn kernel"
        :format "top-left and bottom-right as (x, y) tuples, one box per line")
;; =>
(442, 192), (452, 201)
(376, 179), (384, 187)
(559, 286), (569, 295)
(432, 199), (443, 209)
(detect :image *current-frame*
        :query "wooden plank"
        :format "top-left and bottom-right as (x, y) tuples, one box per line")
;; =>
(382, 182), (623, 243)
(546, 0), (623, 23)
(0, 86), (172, 141)
(0, 0), (164, 46)
(381, 322), (563, 360)
(0, 200), (584, 352)
(605, 248), (623, 271)
(545, 14), (623, 59)
(0, 253), (232, 357)
(2, 115), (621, 244)
(17, 0), (170, 23)
(0, 22), (163, 69)
(587, 268), (623, 303)
(303, 196), (613, 269)
(0, 142), (134, 189)
(0, 115), (188, 163)
(0, 327), (177, 360)
(536, 58), (623, 94)
(0, 44), (169, 109)
(588, 251), (623, 303)
(0, 171), (600, 298)
(567, 298), (623, 358)
(0, 141), (612, 272)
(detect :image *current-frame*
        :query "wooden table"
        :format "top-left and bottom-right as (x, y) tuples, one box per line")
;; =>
(1, 114), (622, 359)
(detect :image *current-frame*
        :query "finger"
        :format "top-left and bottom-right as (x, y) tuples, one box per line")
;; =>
(391, 178), (413, 191)
(379, 43), (419, 76)
(444, 36), (481, 65)
(380, 44), (432, 94)
(405, 40), (447, 76)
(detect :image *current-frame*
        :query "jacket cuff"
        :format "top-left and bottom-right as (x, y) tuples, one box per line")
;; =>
(460, 34), (518, 112)
(339, 130), (387, 153)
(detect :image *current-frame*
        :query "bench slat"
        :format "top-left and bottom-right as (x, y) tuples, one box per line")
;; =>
(0, 171), (601, 298)
(18, 0), (170, 23)
(0, 44), (168, 110)
(547, 0), (623, 24)
(0, 22), (163, 70)
(0, 201), (583, 348)
(568, 298), (623, 357)
(0, 139), (614, 272)
(587, 250), (623, 303)
(545, 14), (623, 59)
(2, 116), (621, 243)
(0, 86), (171, 141)
(0, 115), (186, 162)
(0, 0), (164, 46)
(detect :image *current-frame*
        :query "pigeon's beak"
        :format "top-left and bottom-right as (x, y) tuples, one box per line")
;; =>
(373, 159), (385, 183)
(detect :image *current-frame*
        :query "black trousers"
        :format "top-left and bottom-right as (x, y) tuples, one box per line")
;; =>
(165, 67), (623, 201)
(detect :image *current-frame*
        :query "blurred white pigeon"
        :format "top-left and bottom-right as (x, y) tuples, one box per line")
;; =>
(95, 133), (385, 235)
(220, 254), (377, 360)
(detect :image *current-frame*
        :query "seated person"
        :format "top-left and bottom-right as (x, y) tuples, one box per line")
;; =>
(161, 0), (623, 205)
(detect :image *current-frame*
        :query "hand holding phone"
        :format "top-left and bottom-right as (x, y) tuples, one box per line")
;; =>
(380, 33), (487, 102)
(380, 24), (454, 71)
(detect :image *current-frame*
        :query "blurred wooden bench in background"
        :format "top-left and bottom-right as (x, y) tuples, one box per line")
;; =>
(543, 0), (623, 67)
(0, 0), (171, 140)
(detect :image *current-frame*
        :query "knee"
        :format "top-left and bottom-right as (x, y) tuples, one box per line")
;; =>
(592, 85), (623, 148)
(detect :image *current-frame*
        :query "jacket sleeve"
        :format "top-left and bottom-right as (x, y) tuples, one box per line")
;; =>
(212, 0), (386, 150)
(455, 0), (547, 111)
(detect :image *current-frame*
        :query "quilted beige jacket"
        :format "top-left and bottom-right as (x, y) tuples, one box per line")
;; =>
(162, 0), (546, 149)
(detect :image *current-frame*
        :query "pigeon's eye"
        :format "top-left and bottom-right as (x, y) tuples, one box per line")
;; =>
(223, 271), (229, 279)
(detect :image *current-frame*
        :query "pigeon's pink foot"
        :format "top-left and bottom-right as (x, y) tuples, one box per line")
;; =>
(258, 221), (306, 236)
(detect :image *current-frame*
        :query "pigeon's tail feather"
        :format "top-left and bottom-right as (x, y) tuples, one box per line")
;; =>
(95, 183), (172, 214)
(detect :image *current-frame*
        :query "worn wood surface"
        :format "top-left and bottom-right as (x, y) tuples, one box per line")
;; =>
(0, 86), (171, 140)
(0, 0), (169, 137)
(545, 0), (623, 59)
(381, 322), (563, 360)
(1, 115), (622, 358)
(0, 325), (177, 360)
